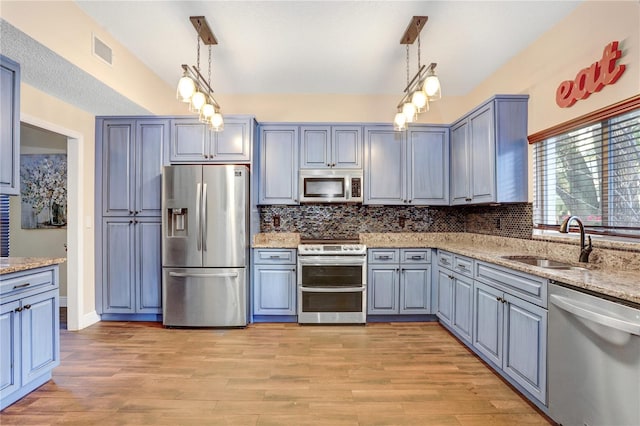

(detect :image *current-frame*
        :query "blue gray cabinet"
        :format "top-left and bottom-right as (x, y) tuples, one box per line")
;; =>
(364, 126), (449, 205)
(258, 126), (299, 205)
(473, 260), (548, 406)
(0, 265), (60, 410)
(101, 217), (161, 314)
(170, 116), (253, 163)
(0, 55), (20, 196)
(100, 119), (169, 217)
(436, 250), (473, 343)
(96, 118), (166, 319)
(450, 95), (528, 205)
(367, 249), (431, 315)
(300, 125), (362, 169)
(253, 249), (297, 316)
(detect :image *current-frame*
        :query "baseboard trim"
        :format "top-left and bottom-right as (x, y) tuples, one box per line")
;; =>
(79, 311), (101, 330)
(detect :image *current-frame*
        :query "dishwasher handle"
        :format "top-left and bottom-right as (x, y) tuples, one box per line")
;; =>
(550, 294), (640, 336)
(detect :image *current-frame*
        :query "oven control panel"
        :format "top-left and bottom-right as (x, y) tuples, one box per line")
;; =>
(298, 244), (366, 256)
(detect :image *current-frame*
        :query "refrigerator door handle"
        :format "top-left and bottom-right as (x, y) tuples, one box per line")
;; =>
(169, 272), (239, 278)
(195, 183), (202, 251)
(202, 183), (208, 251)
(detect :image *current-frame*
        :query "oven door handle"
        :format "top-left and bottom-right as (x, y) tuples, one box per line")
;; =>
(300, 286), (365, 293)
(298, 258), (366, 266)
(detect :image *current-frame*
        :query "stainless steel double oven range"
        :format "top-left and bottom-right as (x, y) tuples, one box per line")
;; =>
(297, 240), (367, 324)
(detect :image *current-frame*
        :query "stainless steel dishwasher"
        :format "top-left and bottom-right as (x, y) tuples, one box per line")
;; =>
(548, 283), (640, 426)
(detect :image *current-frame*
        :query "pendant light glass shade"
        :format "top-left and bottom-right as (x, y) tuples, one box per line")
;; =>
(189, 91), (206, 112)
(177, 74), (196, 102)
(411, 90), (429, 113)
(402, 102), (417, 123)
(200, 103), (215, 124)
(423, 70), (441, 101)
(394, 111), (407, 131)
(210, 112), (224, 132)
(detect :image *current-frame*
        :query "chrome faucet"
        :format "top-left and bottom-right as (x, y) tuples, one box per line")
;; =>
(559, 215), (592, 263)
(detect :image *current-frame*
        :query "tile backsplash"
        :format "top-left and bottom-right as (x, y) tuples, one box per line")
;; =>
(259, 203), (533, 240)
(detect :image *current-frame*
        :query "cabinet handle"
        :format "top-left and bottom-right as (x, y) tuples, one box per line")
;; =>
(291, 269), (296, 272)
(129, 210), (134, 215)
(448, 275), (454, 279)
(24, 304), (31, 310)
(269, 255), (281, 259)
(327, 163), (331, 167)
(331, 163), (336, 167)
(129, 220), (134, 224)
(378, 255), (391, 260)
(13, 283), (30, 289)
(410, 255), (423, 260)
(465, 198), (472, 202)
(15, 307), (23, 312)
(441, 259), (450, 265)
(496, 297), (506, 303)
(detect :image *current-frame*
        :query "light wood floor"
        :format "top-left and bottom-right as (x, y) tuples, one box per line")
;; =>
(0, 321), (553, 425)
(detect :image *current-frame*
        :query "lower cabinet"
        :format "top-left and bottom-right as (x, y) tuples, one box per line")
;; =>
(1, 266), (60, 410)
(436, 252), (548, 408)
(101, 218), (162, 315)
(253, 249), (297, 316)
(473, 280), (547, 405)
(367, 249), (431, 315)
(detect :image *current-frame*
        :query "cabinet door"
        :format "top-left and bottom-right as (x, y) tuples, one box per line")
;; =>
(0, 56), (20, 195)
(472, 281), (503, 367)
(450, 120), (470, 205)
(300, 126), (330, 169)
(0, 300), (20, 398)
(469, 103), (496, 203)
(407, 128), (449, 205)
(135, 120), (167, 216)
(452, 274), (473, 343)
(102, 219), (135, 313)
(436, 269), (454, 325)
(503, 293), (547, 404)
(212, 118), (251, 162)
(332, 126), (362, 169)
(253, 265), (296, 315)
(367, 265), (399, 314)
(364, 127), (404, 205)
(136, 219), (162, 313)
(399, 265), (431, 314)
(20, 290), (59, 385)
(170, 118), (210, 162)
(102, 120), (134, 216)
(259, 126), (299, 205)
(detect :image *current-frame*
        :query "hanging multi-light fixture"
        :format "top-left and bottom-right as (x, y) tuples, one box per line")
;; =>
(176, 16), (224, 132)
(393, 16), (442, 131)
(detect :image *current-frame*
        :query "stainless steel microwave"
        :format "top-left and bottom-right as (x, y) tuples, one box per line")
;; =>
(299, 169), (363, 203)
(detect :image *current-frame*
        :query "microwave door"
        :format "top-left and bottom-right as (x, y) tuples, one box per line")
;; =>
(304, 178), (344, 199)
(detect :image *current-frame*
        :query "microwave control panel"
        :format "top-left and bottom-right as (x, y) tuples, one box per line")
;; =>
(351, 178), (361, 198)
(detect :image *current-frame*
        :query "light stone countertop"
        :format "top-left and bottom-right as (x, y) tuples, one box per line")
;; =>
(0, 257), (67, 275)
(253, 232), (640, 306)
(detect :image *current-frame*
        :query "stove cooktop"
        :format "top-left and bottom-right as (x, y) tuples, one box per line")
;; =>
(298, 240), (366, 255)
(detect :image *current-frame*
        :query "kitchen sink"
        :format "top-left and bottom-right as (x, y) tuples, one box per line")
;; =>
(502, 255), (588, 271)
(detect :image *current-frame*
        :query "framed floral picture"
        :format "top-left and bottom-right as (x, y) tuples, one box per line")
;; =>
(20, 154), (67, 229)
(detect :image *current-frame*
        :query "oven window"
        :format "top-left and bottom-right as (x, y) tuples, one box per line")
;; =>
(301, 265), (362, 288)
(304, 178), (344, 198)
(302, 291), (363, 313)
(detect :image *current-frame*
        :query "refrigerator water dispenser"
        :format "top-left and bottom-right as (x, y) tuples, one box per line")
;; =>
(168, 208), (187, 236)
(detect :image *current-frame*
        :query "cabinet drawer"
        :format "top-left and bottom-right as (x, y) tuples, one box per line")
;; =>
(453, 255), (473, 277)
(475, 261), (547, 307)
(438, 251), (454, 269)
(0, 268), (56, 297)
(400, 249), (431, 264)
(254, 249), (296, 264)
(368, 249), (399, 264)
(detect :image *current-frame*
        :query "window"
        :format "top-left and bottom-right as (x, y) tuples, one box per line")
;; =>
(0, 195), (9, 256)
(532, 100), (640, 238)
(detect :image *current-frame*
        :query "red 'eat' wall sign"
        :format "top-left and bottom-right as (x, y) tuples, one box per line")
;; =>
(556, 41), (626, 108)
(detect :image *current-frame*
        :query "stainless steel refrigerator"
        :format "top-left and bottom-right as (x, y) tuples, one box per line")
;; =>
(162, 164), (249, 327)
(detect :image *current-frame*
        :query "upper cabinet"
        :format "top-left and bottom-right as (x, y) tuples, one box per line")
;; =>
(364, 125), (449, 205)
(300, 125), (362, 169)
(258, 125), (299, 205)
(170, 116), (253, 163)
(0, 55), (20, 196)
(99, 119), (169, 217)
(450, 95), (529, 205)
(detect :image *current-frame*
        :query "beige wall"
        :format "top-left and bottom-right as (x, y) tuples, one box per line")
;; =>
(19, 84), (96, 317)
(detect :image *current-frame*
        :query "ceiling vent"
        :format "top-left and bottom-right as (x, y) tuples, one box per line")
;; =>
(92, 34), (113, 66)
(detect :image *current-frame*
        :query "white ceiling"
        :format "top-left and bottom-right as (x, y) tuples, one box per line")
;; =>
(75, 1), (583, 97)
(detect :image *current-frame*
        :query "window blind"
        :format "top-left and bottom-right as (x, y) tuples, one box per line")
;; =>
(0, 195), (9, 256)
(533, 108), (640, 237)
